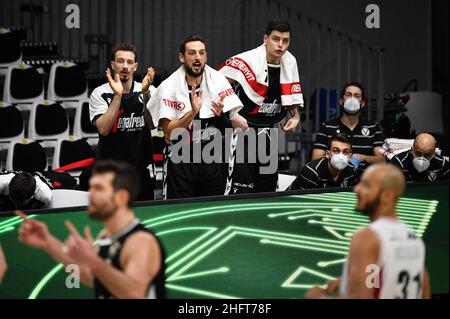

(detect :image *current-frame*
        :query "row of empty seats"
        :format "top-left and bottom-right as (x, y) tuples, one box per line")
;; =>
(2, 61), (88, 110)
(0, 100), (98, 150)
(3, 137), (94, 176)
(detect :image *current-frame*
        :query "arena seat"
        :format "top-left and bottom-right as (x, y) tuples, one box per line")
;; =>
(2, 64), (44, 112)
(27, 100), (70, 147)
(0, 102), (24, 151)
(47, 61), (88, 109)
(52, 136), (94, 177)
(5, 138), (47, 172)
(73, 99), (99, 145)
(0, 28), (22, 75)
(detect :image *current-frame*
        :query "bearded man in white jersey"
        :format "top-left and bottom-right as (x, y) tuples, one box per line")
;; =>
(306, 163), (430, 299)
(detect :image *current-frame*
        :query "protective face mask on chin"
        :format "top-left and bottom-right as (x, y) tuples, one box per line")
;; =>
(343, 97), (361, 114)
(330, 153), (349, 171)
(412, 156), (431, 173)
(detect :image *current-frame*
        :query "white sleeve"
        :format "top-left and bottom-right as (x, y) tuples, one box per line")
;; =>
(89, 87), (108, 124)
(219, 76), (243, 114)
(33, 177), (52, 207)
(147, 86), (182, 126)
(0, 173), (14, 196)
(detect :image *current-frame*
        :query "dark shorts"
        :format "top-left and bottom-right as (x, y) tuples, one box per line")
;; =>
(224, 127), (278, 195)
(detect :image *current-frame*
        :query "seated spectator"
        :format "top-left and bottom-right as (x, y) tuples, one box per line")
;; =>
(0, 170), (76, 211)
(390, 133), (449, 182)
(290, 133), (359, 190)
(312, 82), (385, 171)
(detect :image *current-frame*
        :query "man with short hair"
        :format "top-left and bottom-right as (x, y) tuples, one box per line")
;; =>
(290, 133), (358, 190)
(312, 82), (385, 170)
(219, 19), (303, 195)
(89, 43), (157, 201)
(390, 133), (449, 182)
(17, 160), (166, 299)
(148, 35), (243, 199)
(306, 164), (430, 299)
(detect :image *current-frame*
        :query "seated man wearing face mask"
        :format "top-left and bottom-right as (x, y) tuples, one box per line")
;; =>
(290, 133), (359, 190)
(312, 82), (385, 171)
(390, 133), (449, 182)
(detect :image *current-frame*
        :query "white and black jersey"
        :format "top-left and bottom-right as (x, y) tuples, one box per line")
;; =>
(163, 85), (230, 199)
(94, 219), (166, 299)
(89, 81), (155, 174)
(289, 157), (358, 190)
(314, 118), (384, 169)
(390, 150), (449, 182)
(235, 64), (286, 128)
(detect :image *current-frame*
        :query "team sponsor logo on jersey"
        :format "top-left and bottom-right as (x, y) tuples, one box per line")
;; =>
(428, 171), (437, 181)
(218, 88), (236, 99)
(116, 112), (145, 131)
(192, 127), (220, 143)
(258, 99), (282, 114)
(163, 99), (186, 111)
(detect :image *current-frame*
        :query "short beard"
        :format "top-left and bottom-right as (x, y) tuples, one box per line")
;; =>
(88, 201), (117, 221)
(357, 191), (381, 218)
(185, 64), (204, 78)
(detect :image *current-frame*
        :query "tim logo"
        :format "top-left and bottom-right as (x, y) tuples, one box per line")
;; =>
(163, 99), (185, 111)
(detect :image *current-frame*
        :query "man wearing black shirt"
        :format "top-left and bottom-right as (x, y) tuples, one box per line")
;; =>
(219, 20), (303, 194)
(89, 43), (156, 201)
(390, 133), (449, 182)
(312, 82), (385, 171)
(291, 133), (358, 190)
(155, 35), (243, 199)
(17, 160), (166, 299)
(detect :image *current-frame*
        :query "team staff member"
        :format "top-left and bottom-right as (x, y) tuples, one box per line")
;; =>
(390, 133), (449, 182)
(89, 43), (156, 200)
(219, 20), (303, 194)
(312, 82), (385, 170)
(17, 160), (166, 299)
(290, 134), (358, 190)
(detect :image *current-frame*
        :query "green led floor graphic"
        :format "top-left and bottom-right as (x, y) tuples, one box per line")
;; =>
(0, 187), (447, 299)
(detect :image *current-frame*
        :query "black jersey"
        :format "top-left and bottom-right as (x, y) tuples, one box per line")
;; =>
(169, 85), (230, 161)
(94, 219), (166, 299)
(235, 64), (286, 127)
(290, 158), (358, 190)
(89, 81), (154, 173)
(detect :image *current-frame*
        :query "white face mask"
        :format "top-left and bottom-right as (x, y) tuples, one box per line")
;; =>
(412, 156), (430, 173)
(343, 97), (361, 114)
(330, 153), (349, 171)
